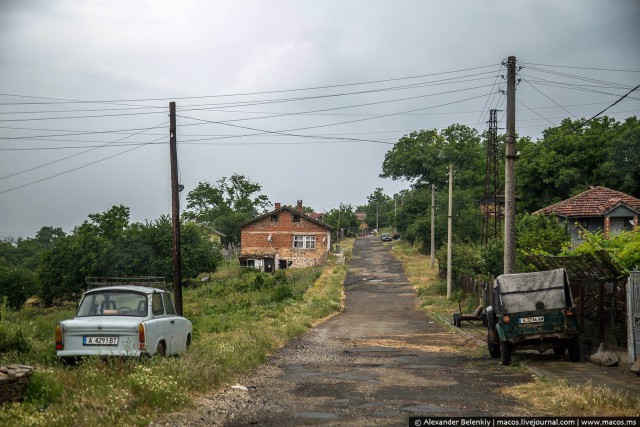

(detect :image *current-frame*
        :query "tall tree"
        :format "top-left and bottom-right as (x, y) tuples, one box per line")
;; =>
(184, 174), (270, 244)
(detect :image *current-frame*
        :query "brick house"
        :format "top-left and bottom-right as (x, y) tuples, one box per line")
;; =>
(534, 186), (640, 245)
(239, 200), (333, 272)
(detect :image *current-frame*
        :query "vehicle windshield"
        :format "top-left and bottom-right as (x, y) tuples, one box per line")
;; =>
(77, 291), (148, 317)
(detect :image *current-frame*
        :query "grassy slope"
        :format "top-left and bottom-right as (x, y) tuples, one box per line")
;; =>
(0, 239), (352, 427)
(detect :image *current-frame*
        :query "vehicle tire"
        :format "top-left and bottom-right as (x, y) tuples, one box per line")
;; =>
(453, 313), (462, 327)
(487, 332), (500, 358)
(567, 338), (581, 362)
(552, 346), (566, 356)
(156, 341), (166, 357)
(500, 340), (512, 366)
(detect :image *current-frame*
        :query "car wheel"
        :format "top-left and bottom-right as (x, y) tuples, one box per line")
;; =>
(487, 332), (500, 358)
(453, 313), (462, 327)
(156, 341), (166, 357)
(552, 346), (566, 356)
(567, 338), (581, 362)
(500, 340), (512, 366)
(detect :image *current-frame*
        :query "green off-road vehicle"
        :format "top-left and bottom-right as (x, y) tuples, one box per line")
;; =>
(486, 268), (581, 365)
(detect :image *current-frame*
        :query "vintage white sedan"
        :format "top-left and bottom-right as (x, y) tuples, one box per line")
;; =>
(55, 282), (191, 360)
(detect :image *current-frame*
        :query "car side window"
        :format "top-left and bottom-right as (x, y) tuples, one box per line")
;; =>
(152, 293), (164, 316)
(163, 293), (176, 315)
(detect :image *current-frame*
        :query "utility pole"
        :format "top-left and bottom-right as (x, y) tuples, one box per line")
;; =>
(337, 203), (341, 243)
(376, 204), (379, 233)
(504, 56), (517, 274)
(431, 184), (435, 268)
(169, 101), (183, 315)
(447, 165), (453, 299)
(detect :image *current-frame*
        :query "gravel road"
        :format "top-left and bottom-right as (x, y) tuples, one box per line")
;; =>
(155, 236), (534, 426)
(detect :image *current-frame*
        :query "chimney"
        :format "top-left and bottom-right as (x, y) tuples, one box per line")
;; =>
(296, 200), (303, 212)
(275, 203), (281, 210)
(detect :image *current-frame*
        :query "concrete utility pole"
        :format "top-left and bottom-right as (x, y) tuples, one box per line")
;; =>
(447, 165), (453, 299)
(504, 56), (517, 275)
(169, 102), (183, 315)
(431, 184), (436, 268)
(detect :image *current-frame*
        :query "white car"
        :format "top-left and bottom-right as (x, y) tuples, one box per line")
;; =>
(55, 282), (192, 360)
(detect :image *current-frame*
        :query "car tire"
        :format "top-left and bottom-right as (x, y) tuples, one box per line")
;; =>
(156, 341), (166, 357)
(567, 338), (581, 362)
(500, 340), (512, 366)
(487, 332), (500, 358)
(552, 346), (566, 356)
(453, 313), (462, 327)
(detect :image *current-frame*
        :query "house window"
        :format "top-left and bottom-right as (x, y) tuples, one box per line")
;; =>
(271, 214), (279, 222)
(293, 235), (315, 249)
(292, 214), (301, 223)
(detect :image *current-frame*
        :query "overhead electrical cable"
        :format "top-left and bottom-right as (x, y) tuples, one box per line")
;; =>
(0, 121), (168, 180)
(0, 135), (166, 195)
(520, 82), (640, 156)
(0, 63), (499, 105)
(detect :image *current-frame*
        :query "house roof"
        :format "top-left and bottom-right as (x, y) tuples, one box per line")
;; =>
(241, 206), (334, 230)
(534, 186), (640, 218)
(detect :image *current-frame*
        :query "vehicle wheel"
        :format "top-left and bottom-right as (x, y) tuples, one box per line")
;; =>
(552, 346), (566, 356)
(487, 332), (500, 358)
(453, 313), (462, 327)
(567, 338), (581, 362)
(156, 341), (166, 357)
(500, 340), (512, 366)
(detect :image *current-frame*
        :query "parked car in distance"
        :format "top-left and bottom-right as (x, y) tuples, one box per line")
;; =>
(55, 278), (192, 361)
(380, 233), (393, 242)
(486, 268), (580, 365)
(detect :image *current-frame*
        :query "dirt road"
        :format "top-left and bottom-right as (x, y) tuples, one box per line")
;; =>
(160, 236), (534, 426)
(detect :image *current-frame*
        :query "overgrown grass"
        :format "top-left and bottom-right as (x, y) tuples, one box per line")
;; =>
(0, 240), (352, 427)
(504, 377), (640, 416)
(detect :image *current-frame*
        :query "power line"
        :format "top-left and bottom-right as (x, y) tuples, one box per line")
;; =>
(0, 121), (168, 181)
(0, 64), (499, 105)
(519, 62), (640, 73)
(520, 82), (640, 156)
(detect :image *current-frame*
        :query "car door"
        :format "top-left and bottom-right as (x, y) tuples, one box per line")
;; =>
(149, 293), (172, 355)
(162, 292), (179, 354)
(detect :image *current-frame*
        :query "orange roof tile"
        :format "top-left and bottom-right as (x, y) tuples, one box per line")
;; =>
(534, 186), (640, 217)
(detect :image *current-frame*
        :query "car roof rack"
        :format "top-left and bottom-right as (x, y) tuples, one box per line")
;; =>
(85, 276), (170, 291)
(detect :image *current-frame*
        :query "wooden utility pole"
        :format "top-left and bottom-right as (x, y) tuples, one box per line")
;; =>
(169, 101), (183, 315)
(447, 165), (453, 299)
(431, 184), (435, 268)
(504, 56), (517, 275)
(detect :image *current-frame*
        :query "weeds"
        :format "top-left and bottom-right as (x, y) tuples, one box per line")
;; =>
(0, 241), (351, 426)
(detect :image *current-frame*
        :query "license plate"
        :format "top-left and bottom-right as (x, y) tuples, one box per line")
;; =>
(519, 316), (544, 324)
(83, 336), (118, 346)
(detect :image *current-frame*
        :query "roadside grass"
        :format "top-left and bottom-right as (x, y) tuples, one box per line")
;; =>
(390, 239), (640, 416)
(504, 377), (640, 417)
(0, 239), (352, 427)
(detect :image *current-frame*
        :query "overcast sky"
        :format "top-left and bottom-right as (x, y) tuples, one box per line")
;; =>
(1, 0), (639, 239)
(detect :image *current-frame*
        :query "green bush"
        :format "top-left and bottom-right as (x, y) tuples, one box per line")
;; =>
(273, 284), (294, 302)
(24, 370), (64, 407)
(0, 323), (31, 353)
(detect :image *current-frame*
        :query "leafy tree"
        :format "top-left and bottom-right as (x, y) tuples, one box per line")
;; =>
(516, 213), (569, 256)
(517, 116), (640, 212)
(360, 188), (394, 231)
(322, 204), (358, 239)
(184, 174), (270, 244)
(0, 266), (36, 309)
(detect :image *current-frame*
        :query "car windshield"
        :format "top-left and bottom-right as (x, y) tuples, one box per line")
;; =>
(77, 291), (148, 317)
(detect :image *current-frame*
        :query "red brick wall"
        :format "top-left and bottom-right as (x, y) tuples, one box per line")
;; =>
(240, 211), (331, 267)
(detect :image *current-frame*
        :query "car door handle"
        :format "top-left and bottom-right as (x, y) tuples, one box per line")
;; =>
(171, 320), (175, 324)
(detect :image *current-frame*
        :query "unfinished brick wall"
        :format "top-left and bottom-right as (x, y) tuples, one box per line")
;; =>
(240, 208), (331, 268)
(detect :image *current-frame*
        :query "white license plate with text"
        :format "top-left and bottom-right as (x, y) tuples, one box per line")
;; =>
(83, 336), (118, 346)
(518, 316), (544, 324)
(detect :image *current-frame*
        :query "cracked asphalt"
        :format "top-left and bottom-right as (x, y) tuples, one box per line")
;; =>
(156, 236), (535, 426)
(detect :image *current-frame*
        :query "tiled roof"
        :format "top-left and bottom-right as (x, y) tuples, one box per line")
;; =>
(534, 186), (640, 217)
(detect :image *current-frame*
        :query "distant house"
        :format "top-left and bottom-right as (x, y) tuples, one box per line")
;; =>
(239, 200), (333, 273)
(355, 212), (368, 234)
(534, 186), (640, 245)
(202, 226), (226, 244)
